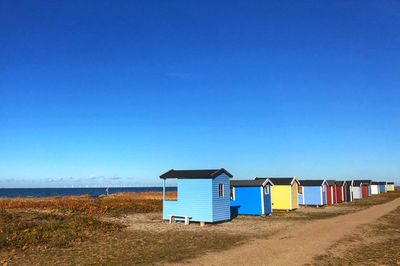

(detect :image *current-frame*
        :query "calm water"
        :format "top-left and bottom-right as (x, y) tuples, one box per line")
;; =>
(0, 187), (177, 198)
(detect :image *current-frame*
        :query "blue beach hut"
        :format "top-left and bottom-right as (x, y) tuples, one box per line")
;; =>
(230, 179), (274, 216)
(379, 182), (387, 193)
(298, 180), (328, 206)
(160, 168), (233, 224)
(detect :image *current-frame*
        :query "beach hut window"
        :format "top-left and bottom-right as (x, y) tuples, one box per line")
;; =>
(164, 179), (178, 201)
(230, 187), (235, 200)
(219, 183), (224, 198)
(264, 186), (270, 195)
(298, 186), (303, 194)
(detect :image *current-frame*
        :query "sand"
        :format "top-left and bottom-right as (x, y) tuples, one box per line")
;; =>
(170, 197), (400, 266)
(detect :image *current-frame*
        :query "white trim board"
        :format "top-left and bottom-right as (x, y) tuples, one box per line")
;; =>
(260, 187), (265, 215)
(320, 186), (323, 205)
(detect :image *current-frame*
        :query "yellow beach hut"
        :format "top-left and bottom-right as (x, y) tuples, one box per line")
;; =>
(255, 177), (299, 210)
(386, 182), (395, 191)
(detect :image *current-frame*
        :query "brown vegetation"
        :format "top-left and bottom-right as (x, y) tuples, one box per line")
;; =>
(0, 190), (399, 265)
(0, 209), (123, 251)
(272, 190), (400, 221)
(313, 206), (400, 265)
(2, 226), (245, 265)
(345, 189), (400, 207)
(0, 192), (169, 215)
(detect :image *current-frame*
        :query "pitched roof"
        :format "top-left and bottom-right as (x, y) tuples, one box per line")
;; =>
(255, 177), (299, 185)
(160, 168), (233, 179)
(345, 181), (353, 186)
(371, 181), (387, 185)
(231, 179), (273, 187)
(326, 180), (336, 186)
(299, 180), (326, 186)
(353, 180), (371, 186)
(335, 181), (346, 186)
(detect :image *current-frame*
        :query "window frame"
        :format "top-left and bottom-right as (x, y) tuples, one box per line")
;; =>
(218, 183), (224, 198)
(264, 185), (270, 195)
(164, 178), (178, 201)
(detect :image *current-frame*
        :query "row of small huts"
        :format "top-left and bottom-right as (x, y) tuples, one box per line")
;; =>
(160, 168), (396, 224)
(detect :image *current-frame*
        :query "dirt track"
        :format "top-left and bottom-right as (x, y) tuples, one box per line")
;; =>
(173, 197), (400, 266)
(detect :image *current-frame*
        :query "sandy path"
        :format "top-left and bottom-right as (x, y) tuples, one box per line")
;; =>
(173, 197), (400, 266)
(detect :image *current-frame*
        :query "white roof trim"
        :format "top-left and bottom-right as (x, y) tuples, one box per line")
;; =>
(262, 178), (274, 187)
(290, 177), (300, 185)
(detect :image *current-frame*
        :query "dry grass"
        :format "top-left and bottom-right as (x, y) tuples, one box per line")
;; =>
(313, 206), (400, 265)
(274, 190), (400, 221)
(344, 189), (400, 208)
(1, 190), (399, 265)
(0, 192), (244, 265)
(0, 192), (174, 216)
(4, 229), (245, 265)
(0, 209), (123, 251)
(1, 211), (245, 266)
(271, 209), (351, 220)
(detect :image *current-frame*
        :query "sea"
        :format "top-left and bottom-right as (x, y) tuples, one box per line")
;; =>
(0, 187), (177, 198)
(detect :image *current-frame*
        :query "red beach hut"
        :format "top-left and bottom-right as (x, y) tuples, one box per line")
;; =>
(326, 180), (337, 204)
(335, 181), (345, 203)
(361, 182), (368, 198)
(326, 182), (332, 205)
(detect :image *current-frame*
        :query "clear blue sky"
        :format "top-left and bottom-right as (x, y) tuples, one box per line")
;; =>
(1, 1), (399, 187)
